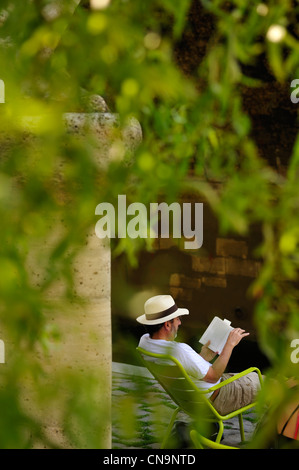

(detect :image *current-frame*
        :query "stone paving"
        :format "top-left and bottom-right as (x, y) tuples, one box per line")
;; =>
(112, 363), (259, 449)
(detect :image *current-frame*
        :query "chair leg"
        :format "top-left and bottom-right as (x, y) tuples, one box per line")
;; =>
(215, 420), (224, 443)
(238, 413), (245, 442)
(161, 407), (180, 449)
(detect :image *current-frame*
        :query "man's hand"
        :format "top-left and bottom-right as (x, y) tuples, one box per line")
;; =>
(226, 328), (249, 347)
(200, 340), (218, 362)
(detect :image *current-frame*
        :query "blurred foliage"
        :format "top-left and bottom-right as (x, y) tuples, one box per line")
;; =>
(0, 0), (298, 448)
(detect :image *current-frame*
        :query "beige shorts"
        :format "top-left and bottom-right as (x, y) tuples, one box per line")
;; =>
(212, 372), (261, 416)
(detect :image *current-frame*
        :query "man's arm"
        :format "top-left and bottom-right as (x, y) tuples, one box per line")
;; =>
(203, 328), (249, 383)
(199, 340), (218, 362)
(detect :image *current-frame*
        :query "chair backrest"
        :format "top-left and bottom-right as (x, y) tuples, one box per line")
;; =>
(136, 346), (214, 418)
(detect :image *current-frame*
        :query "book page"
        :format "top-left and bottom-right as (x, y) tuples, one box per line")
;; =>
(199, 317), (233, 354)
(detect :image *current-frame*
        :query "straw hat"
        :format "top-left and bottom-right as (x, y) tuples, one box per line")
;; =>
(136, 294), (189, 325)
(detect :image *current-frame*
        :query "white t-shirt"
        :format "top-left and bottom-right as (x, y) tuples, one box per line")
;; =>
(138, 333), (220, 397)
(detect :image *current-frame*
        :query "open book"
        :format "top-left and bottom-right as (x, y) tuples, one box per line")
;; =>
(199, 316), (233, 354)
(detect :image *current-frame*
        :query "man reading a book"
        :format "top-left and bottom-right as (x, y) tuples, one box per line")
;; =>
(137, 294), (261, 416)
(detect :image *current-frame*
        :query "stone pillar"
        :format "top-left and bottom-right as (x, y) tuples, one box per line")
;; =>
(20, 105), (142, 448)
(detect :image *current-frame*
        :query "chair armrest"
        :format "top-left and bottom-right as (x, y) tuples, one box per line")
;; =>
(206, 367), (263, 393)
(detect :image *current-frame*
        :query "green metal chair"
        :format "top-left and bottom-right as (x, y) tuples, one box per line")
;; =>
(136, 346), (263, 449)
(189, 429), (239, 449)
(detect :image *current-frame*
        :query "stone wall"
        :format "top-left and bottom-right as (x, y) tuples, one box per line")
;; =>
(112, 200), (264, 361)
(158, 204), (262, 338)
